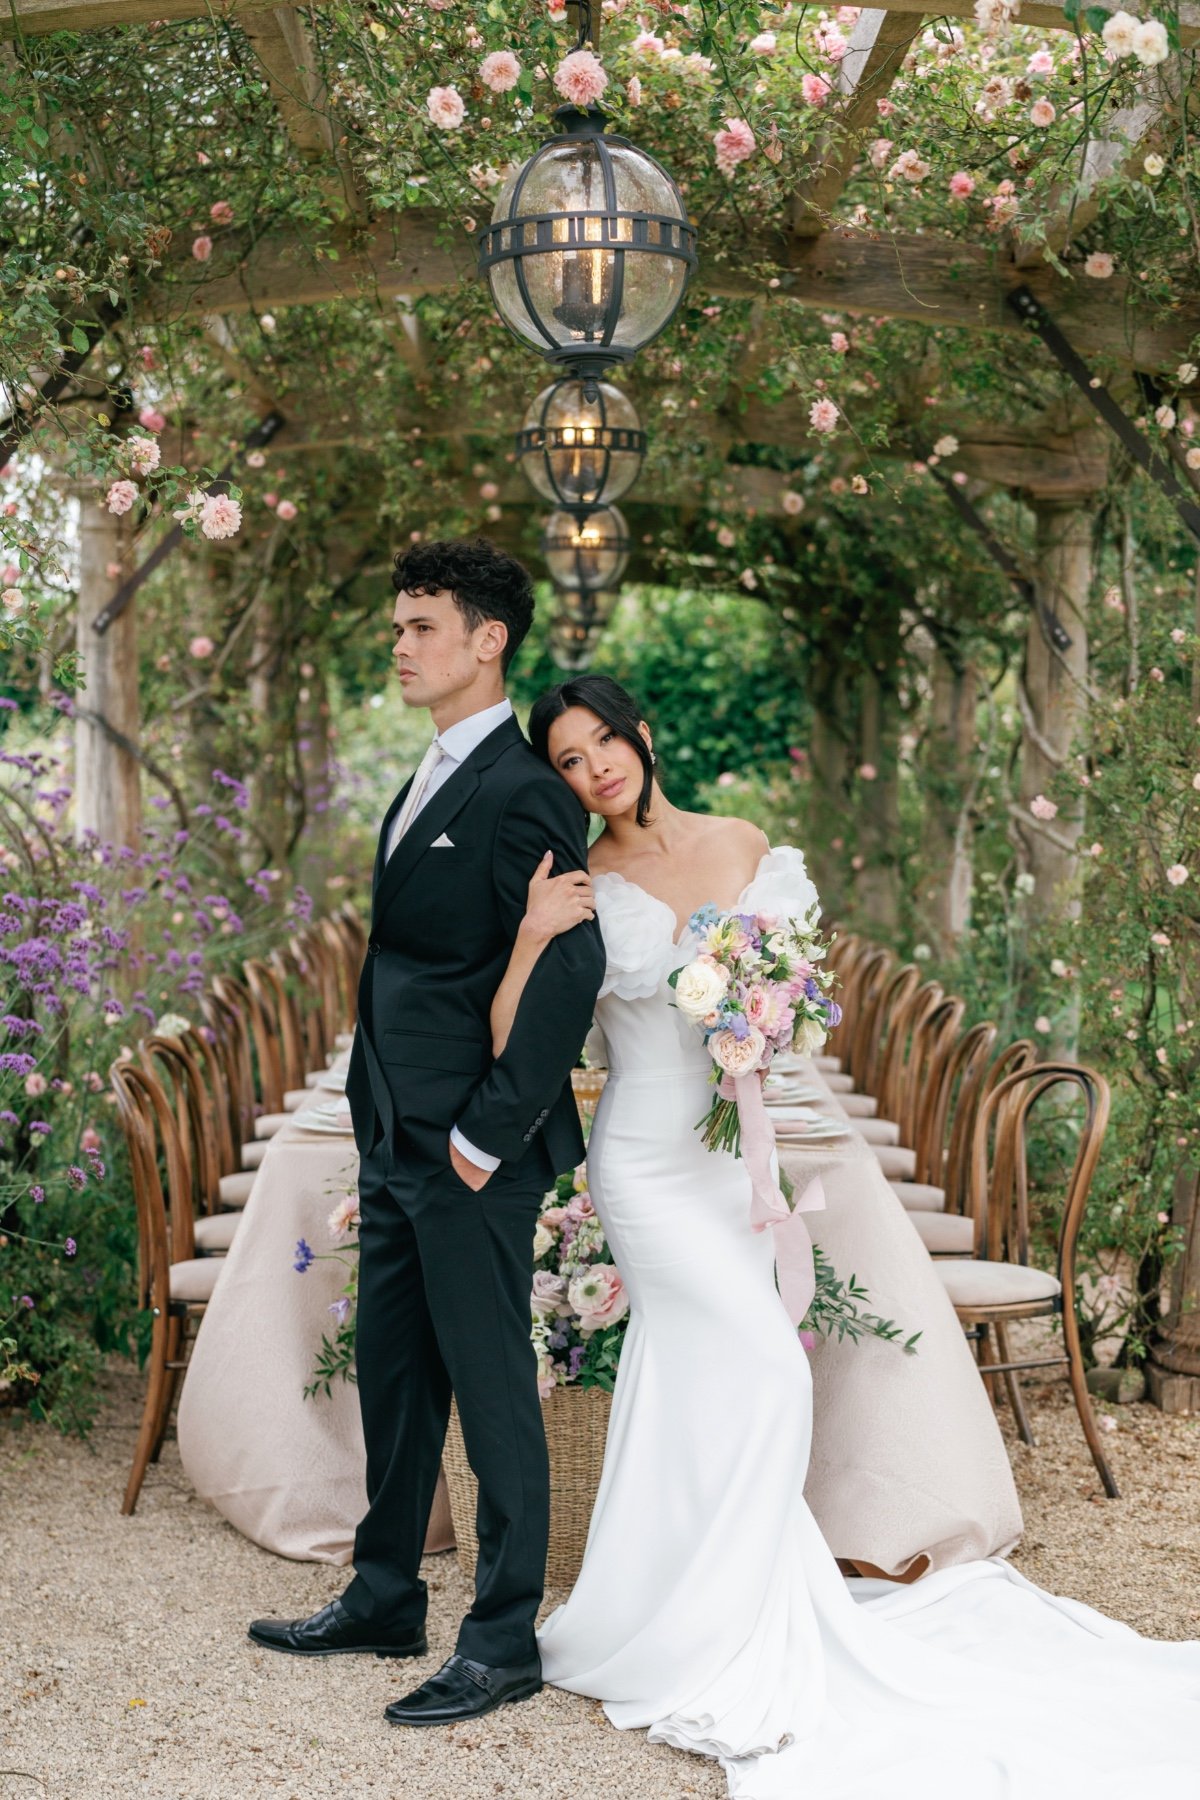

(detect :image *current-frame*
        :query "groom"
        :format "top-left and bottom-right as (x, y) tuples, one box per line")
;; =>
(249, 538), (605, 1724)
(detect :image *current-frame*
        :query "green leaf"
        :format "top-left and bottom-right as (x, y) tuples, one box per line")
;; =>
(1061, 0), (1081, 19)
(30, 123), (49, 148)
(70, 324), (90, 355)
(1084, 5), (1111, 31)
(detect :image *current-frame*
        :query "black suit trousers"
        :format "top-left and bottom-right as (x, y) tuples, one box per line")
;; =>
(342, 1128), (553, 1666)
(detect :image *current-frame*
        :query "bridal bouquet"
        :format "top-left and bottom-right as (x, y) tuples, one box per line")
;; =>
(669, 901), (841, 1330)
(670, 901), (840, 1157)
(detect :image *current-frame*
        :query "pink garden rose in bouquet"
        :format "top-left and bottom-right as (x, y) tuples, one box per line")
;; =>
(530, 1165), (628, 1398)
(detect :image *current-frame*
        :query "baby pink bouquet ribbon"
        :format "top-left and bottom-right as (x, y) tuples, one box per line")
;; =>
(721, 1071), (825, 1326)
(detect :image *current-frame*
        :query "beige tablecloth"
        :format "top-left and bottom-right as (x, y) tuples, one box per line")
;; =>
(176, 1084), (453, 1563)
(775, 1062), (1023, 1577)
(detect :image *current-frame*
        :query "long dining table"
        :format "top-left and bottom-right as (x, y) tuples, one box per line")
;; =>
(178, 1053), (1021, 1579)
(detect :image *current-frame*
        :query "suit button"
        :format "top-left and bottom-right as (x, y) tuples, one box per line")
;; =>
(367, 938), (380, 956)
(522, 1132), (532, 1143)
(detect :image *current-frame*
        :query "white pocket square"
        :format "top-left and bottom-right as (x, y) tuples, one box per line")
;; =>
(431, 832), (455, 848)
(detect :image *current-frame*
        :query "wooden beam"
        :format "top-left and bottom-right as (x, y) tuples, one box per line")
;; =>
(792, 9), (926, 237)
(142, 210), (1200, 370)
(0, 0), (286, 34)
(238, 6), (368, 214)
(847, 0), (1200, 47)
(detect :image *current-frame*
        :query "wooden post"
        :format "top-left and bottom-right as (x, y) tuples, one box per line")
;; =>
(918, 642), (978, 958)
(73, 484), (141, 850)
(1011, 497), (1094, 1046)
(1147, 1163), (1200, 1411)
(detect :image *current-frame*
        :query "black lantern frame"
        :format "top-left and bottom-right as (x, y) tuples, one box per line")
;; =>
(517, 377), (646, 510)
(542, 505), (630, 593)
(478, 105), (698, 378)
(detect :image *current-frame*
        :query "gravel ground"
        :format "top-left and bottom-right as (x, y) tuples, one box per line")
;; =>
(2, 1357), (1198, 1800)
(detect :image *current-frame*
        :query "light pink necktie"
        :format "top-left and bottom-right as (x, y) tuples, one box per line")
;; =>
(387, 739), (446, 860)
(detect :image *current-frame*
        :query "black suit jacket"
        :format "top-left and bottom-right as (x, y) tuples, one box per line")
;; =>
(345, 713), (606, 1185)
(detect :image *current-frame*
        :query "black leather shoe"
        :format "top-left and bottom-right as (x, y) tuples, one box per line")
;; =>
(247, 1596), (427, 1660)
(384, 1653), (542, 1726)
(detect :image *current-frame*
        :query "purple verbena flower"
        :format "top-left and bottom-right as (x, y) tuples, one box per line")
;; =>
(29, 1184), (44, 1203)
(65, 1165), (87, 1191)
(293, 1238), (315, 1273)
(64, 1237), (77, 1257)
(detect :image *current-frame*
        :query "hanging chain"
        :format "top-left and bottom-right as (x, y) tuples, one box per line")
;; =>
(571, 0), (593, 52)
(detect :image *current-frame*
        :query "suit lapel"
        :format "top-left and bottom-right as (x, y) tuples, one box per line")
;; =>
(370, 714), (525, 929)
(372, 760), (480, 927)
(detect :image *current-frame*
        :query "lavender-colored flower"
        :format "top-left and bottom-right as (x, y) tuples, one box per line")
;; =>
(0, 1052), (37, 1075)
(328, 1296), (352, 1327)
(65, 1165), (87, 1191)
(0, 1111), (16, 1127)
(293, 1237), (315, 1273)
(19, 1294), (34, 1308)
(29, 1120), (51, 1137)
(727, 1012), (751, 1043)
(568, 1344), (587, 1379)
(64, 1237), (77, 1257)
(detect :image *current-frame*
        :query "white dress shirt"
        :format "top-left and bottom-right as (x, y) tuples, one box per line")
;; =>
(388, 697), (514, 1176)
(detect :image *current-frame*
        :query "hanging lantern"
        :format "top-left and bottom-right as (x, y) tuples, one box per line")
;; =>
(518, 378), (645, 509)
(478, 105), (697, 378)
(542, 505), (630, 592)
(548, 592), (616, 672)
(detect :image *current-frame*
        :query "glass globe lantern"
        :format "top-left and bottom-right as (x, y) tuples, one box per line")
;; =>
(542, 505), (630, 592)
(479, 106), (697, 378)
(518, 378), (646, 509)
(549, 599), (611, 672)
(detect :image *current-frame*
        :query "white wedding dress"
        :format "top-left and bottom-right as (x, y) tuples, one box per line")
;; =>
(537, 847), (1200, 1798)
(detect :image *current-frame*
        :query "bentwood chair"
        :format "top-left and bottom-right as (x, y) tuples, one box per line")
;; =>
(139, 1031), (247, 1248)
(206, 977), (277, 1172)
(111, 1058), (224, 1514)
(934, 1061), (1118, 1498)
(896, 1021), (999, 1255)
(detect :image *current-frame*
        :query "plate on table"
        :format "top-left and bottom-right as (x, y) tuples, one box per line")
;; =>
(316, 1068), (348, 1093)
(765, 1082), (825, 1104)
(767, 1104), (827, 1125)
(775, 1119), (852, 1143)
(293, 1101), (355, 1136)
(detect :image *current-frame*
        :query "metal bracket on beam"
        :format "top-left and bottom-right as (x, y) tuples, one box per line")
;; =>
(918, 449), (1073, 652)
(1006, 284), (1200, 545)
(92, 410), (286, 635)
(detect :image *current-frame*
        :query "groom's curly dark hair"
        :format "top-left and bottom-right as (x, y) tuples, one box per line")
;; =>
(392, 537), (535, 673)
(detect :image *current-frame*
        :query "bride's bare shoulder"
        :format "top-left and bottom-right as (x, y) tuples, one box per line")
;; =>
(704, 814), (770, 863)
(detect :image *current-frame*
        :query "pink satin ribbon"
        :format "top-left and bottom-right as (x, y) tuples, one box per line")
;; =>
(722, 1071), (825, 1327)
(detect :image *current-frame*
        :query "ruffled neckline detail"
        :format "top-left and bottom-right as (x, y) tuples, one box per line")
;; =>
(593, 845), (818, 1002)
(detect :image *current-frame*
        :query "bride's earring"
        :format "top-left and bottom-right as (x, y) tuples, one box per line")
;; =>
(650, 751), (657, 765)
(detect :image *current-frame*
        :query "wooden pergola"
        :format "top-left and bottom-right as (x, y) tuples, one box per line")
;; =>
(6, 0), (1199, 1402)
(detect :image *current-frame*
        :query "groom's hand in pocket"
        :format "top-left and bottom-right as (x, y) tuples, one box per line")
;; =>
(449, 1137), (492, 1191)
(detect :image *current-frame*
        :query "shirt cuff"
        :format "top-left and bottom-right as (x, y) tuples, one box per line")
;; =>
(450, 1125), (501, 1174)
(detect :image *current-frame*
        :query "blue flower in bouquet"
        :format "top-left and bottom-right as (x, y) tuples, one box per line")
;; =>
(688, 903), (721, 934)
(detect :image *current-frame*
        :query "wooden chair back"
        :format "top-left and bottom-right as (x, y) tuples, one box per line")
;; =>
(898, 994), (966, 1172)
(139, 1031), (223, 1218)
(843, 948), (897, 1091)
(110, 1058), (196, 1311)
(856, 961), (919, 1097)
(242, 958), (288, 1113)
(876, 978), (945, 1129)
(203, 982), (258, 1160)
(921, 1020), (998, 1204)
(970, 1062), (1111, 1282)
(267, 946), (319, 1090)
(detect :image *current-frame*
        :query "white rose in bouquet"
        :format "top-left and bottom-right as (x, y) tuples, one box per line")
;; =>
(533, 1221), (557, 1260)
(674, 958), (730, 1021)
(710, 1024), (768, 1076)
(793, 1016), (829, 1055)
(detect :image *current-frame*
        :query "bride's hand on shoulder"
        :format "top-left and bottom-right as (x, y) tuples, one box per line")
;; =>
(520, 849), (596, 943)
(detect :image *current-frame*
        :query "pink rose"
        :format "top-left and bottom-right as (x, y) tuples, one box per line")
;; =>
(188, 635), (214, 659)
(25, 1072), (48, 1097)
(1166, 864), (1189, 887)
(191, 234), (213, 262)
(209, 200), (234, 225)
(949, 170), (976, 199)
(1029, 98), (1055, 127)
(631, 30), (664, 53)
(105, 480), (137, 516)
(554, 48), (608, 106)
(138, 405), (166, 433)
(81, 1126), (102, 1151)
(480, 50), (521, 92)
(566, 1191), (595, 1223)
(200, 493), (242, 540)
(710, 1025), (767, 1076)
(568, 1264), (629, 1333)
(809, 398), (840, 434)
(626, 74), (642, 105)
(713, 117), (756, 177)
(750, 30), (776, 52)
(801, 71), (831, 104)
(830, 331), (849, 354)
(531, 1271), (572, 1317)
(127, 435), (160, 475)
(539, 1206), (569, 1228)
(1030, 794), (1058, 821)
(426, 85), (466, 129)
(1084, 251), (1114, 279)
(275, 499), (298, 521)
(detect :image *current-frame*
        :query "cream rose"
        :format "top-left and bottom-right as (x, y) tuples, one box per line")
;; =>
(533, 1220), (556, 1260)
(709, 1025), (767, 1076)
(793, 1016), (828, 1056)
(674, 958), (730, 1021)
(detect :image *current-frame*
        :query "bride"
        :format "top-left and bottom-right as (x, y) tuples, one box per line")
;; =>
(503, 672), (1199, 1799)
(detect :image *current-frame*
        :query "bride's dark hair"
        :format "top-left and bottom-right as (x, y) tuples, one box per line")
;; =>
(528, 674), (656, 827)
